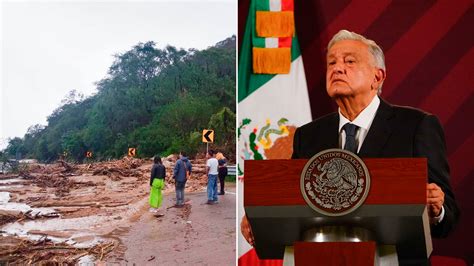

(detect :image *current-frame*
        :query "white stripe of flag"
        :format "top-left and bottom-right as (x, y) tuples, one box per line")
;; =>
(269, 0), (282, 11)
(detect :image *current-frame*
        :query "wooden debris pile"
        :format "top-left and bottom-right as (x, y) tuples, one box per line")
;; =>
(89, 157), (146, 180)
(11, 157), (148, 196)
(0, 236), (116, 265)
(34, 174), (76, 196)
(6, 154), (225, 196)
(0, 211), (17, 227)
(17, 210), (61, 221)
(20, 160), (78, 177)
(0, 210), (60, 227)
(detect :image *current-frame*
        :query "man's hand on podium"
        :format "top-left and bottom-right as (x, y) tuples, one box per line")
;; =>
(241, 215), (255, 246)
(427, 183), (445, 218)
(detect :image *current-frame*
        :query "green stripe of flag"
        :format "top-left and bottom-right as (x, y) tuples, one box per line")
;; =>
(256, 0), (270, 11)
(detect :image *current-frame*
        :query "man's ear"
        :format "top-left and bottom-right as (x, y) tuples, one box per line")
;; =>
(372, 68), (386, 91)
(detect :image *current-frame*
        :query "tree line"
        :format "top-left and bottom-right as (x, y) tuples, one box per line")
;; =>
(2, 36), (236, 163)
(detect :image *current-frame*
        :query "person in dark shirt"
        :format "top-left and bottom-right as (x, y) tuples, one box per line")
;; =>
(217, 152), (228, 195)
(149, 155), (166, 214)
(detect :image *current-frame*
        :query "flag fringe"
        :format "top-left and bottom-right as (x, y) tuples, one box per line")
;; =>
(256, 11), (294, 37)
(253, 47), (291, 74)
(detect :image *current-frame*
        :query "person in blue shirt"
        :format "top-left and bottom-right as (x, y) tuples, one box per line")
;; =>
(173, 151), (192, 207)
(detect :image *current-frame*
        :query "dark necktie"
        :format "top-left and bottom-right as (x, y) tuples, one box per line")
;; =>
(343, 123), (359, 154)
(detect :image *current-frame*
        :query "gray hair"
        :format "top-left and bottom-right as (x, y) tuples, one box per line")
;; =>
(327, 30), (385, 94)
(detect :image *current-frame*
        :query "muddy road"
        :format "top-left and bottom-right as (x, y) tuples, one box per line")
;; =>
(0, 157), (236, 264)
(109, 189), (236, 265)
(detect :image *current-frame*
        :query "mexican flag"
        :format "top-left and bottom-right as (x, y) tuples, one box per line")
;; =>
(238, 0), (312, 264)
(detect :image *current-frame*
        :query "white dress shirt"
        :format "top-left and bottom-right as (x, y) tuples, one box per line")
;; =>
(338, 96), (380, 153)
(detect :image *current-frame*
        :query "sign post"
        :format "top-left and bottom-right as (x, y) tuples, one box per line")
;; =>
(202, 129), (214, 154)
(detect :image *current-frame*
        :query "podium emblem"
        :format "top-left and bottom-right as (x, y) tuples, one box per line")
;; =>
(300, 149), (370, 216)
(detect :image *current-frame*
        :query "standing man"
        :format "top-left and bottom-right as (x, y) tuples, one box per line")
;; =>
(206, 149), (219, 204)
(173, 151), (192, 207)
(242, 30), (459, 248)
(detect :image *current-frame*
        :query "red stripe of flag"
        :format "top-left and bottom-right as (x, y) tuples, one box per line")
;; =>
(278, 37), (292, 47)
(281, 0), (293, 11)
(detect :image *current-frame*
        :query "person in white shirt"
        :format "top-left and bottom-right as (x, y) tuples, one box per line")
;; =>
(206, 149), (219, 204)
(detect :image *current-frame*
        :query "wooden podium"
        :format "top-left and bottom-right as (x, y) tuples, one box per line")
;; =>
(244, 158), (432, 265)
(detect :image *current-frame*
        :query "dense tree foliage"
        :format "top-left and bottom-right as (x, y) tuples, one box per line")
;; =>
(3, 36), (236, 162)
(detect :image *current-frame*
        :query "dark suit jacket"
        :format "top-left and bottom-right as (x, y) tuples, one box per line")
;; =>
(292, 97), (459, 238)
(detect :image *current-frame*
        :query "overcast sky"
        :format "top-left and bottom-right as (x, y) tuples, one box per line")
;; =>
(0, 0), (236, 149)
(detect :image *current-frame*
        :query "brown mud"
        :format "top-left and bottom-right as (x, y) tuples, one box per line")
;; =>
(0, 155), (235, 264)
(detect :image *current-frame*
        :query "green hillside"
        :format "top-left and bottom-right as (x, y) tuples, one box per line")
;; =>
(2, 36), (236, 162)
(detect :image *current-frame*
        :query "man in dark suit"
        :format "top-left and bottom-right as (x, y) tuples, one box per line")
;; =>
(242, 30), (459, 244)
